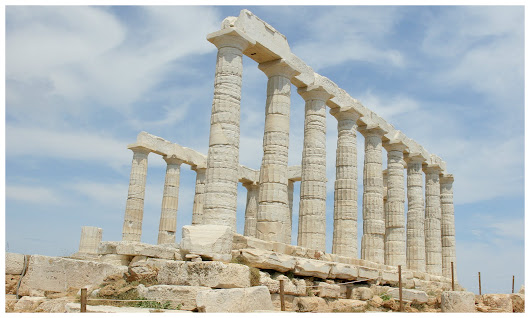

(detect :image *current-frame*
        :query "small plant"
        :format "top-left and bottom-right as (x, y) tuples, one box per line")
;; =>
(380, 293), (391, 301)
(249, 267), (261, 286)
(134, 298), (175, 309)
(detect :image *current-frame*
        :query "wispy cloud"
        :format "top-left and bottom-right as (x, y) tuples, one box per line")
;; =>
(6, 185), (69, 206)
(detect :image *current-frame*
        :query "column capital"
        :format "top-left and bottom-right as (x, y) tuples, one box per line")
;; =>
(163, 155), (184, 166)
(404, 153), (428, 164)
(258, 59), (300, 79)
(242, 181), (259, 189)
(330, 106), (362, 122)
(358, 125), (387, 137)
(297, 85), (333, 102)
(207, 27), (256, 51)
(440, 174), (454, 184)
(423, 165), (444, 174)
(384, 141), (408, 153)
(190, 165), (207, 173)
(128, 145), (151, 155)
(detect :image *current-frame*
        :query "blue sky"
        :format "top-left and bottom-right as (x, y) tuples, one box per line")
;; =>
(4, 5), (525, 295)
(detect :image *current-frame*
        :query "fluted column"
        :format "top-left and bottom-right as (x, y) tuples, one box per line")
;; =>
(191, 166), (207, 225)
(287, 180), (295, 244)
(122, 146), (150, 241)
(383, 144), (407, 266)
(297, 86), (331, 250)
(157, 157), (183, 244)
(359, 127), (386, 264)
(440, 174), (456, 279)
(202, 28), (254, 232)
(78, 226), (103, 254)
(256, 59), (299, 243)
(405, 155), (427, 272)
(243, 182), (259, 237)
(424, 165), (443, 276)
(330, 108), (361, 257)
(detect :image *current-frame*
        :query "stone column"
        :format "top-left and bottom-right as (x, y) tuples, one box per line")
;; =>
(440, 174), (456, 280)
(157, 157), (183, 244)
(256, 59), (299, 243)
(243, 182), (259, 238)
(122, 146), (150, 241)
(287, 180), (295, 244)
(78, 226), (103, 254)
(383, 143), (407, 266)
(202, 28), (254, 232)
(330, 108), (361, 258)
(359, 126), (386, 264)
(424, 165), (444, 276)
(191, 166), (207, 225)
(405, 155), (427, 272)
(297, 86), (331, 251)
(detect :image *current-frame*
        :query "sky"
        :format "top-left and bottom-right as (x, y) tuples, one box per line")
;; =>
(4, 4), (525, 295)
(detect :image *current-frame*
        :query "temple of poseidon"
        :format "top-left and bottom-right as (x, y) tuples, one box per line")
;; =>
(9, 10), (486, 313)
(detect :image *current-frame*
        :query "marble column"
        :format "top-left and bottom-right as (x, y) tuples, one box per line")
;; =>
(191, 166), (207, 225)
(256, 59), (298, 243)
(243, 182), (259, 238)
(383, 144), (407, 266)
(424, 165), (443, 276)
(297, 86), (331, 251)
(122, 146), (150, 241)
(202, 28), (254, 232)
(405, 155), (427, 272)
(287, 180), (295, 244)
(440, 174), (456, 279)
(359, 127), (386, 264)
(330, 108), (361, 258)
(157, 157), (183, 244)
(79, 226), (103, 254)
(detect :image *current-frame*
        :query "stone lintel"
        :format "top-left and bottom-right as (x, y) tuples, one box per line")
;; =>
(422, 164), (444, 174)
(206, 27), (256, 51)
(404, 152), (429, 164)
(424, 154), (447, 172)
(357, 117), (388, 137)
(313, 73), (340, 100)
(297, 85), (334, 101)
(287, 165), (302, 182)
(439, 174), (454, 184)
(191, 164), (207, 172)
(127, 144), (151, 155)
(286, 53), (315, 88)
(258, 59), (300, 79)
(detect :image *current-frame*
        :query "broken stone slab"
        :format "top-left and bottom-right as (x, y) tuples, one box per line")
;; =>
(98, 241), (119, 254)
(157, 260), (250, 288)
(232, 234), (274, 251)
(316, 282), (340, 298)
(6, 252), (26, 275)
(271, 294), (297, 311)
(330, 299), (368, 312)
(510, 293), (524, 313)
(441, 291), (475, 312)
(115, 241), (179, 260)
(272, 273), (306, 296)
(379, 269), (399, 285)
(358, 266), (379, 281)
(35, 298), (70, 313)
(388, 287), (428, 304)
(238, 248), (296, 272)
(196, 286), (274, 312)
(18, 255), (128, 296)
(98, 254), (131, 266)
(65, 303), (191, 313)
(481, 294), (513, 312)
(329, 263), (358, 280)
(294, 258), (332, 279)
(137, 284), (211, 311)
(180, 224), (233, 260)
(293, 296), (329, 312)
(13, 296), (46, 312)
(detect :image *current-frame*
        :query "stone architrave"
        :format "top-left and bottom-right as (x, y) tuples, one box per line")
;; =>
(383, 142), (407, 266)
(424, 165), (444, 276)
(191, 166), (207, 225)
(243, 182), (259, 238)
(297, 86), (332, 251)
(440, 174), (456, 280)
(157, 157), (183, 244)
(404, 154), (427, 272)
(255, 59), (299, 243)
(122, 146), (150, 241)
(202, 27), (255, 232)
(358, 126), (386, 264)
(330, 107), (361, 258)
(78, 226), (103, 254)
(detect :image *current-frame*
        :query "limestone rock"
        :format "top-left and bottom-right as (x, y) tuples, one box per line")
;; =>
(316, 282), (340, 298)
(259, 271), (279, 293)
(510, 293), (524, 313)
(329, 263), (358, 280)
(196, 286), (273, 312)
(6, 274), (20, 294)
(6, 252), (26, 275)
(137, 285), (211, 311)
(157, 260), (250, 288)
(232, 234), (274, 251)
(293, 296), (329, 312)
(482, 294), (513, 312)
(358, 266), (379, 280)
(5, 294), (17, 312)
(18, 255), (127, 296)
(441, 291), (475, 312)
(330, 299), (367, 312)
(388, 287), (428, 304)
(180, 224), (233, 260)
(98, 241), (119, 254)
(13, 296), (46, 312)
(369, 295), (384, 308)
(65, 303), (190, 313)
(35, 298), (70, 313)
(238, 248), (296, 272)
(519, 285), (525, 294)
(271, 294), (296, 311)
(99, 254), (131, 266)
(115, 241), (178, 259)
(294, 258), (332, 279)
(125, 265), (157, 282)
(355, 286), (373, 300)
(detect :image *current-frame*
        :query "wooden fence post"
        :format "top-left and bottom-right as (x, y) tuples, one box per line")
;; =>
(478, 272), (482, 295)
(451, 261), (455, 291)
(80, 288), (87, 313)
(398, 265), (403, 312)
(512, 276), (514, 294)
(279, 279), (285, 311)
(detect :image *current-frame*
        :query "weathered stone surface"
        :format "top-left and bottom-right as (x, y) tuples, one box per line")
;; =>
(294, 258), (332, 279)
(238, 248), (296, 272)
(369, 295), (384, 308)
(510, 293), (524, 313)
(157, 260), (250, 288)
(196, 286), (273, 312)
(380, 269), (399, 284)
(354, 287), (373, 300)
(519, 285), (525, 294)
(191, 166), (206, 225)
(98, 241), (118, 254)
(482, 294), (513, 312)
(232, 234), (274, 251)
(18, 255), (127, 296)
(5, 294), (17, 312)
(405, 156), (426, 272)
(271, 294), (296, 311)
(329, 262), (358, 280)
(115, 241), (179, 259)
(98, 254), (131, 266)
(358, 266), (379, 280)
(35, 298), (70, 313)
(316, 282), (340, 298)
(331, 299), (367, 312)
(13, 296), (46, 312)
(6, 252), (26, 275)
(180, 224), (233, 260)
(6, 274), (20, 294)
(78, 226), (103, 254)
(424, 165), (443, 276)
(441, 291), (475, 312)
(65, 303), (190, 313)
(293, 296), (329, 312)
(157, 157), (182, 244)
(388, 287), (428, 304)
(440, 174), (456, 279)
(243, 183), (259, 237)
(137, 284), (210, 311)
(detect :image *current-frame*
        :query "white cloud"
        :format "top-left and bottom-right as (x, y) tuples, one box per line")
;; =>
(6, 185), (68, 206)
(71, 182), (128, 207)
